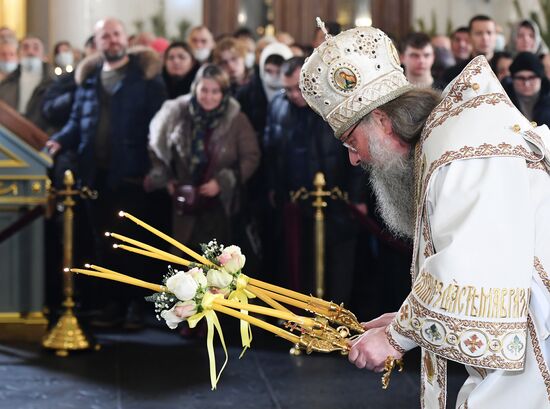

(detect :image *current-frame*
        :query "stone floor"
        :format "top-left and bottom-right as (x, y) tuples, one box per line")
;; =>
(0, 317), (468, 409)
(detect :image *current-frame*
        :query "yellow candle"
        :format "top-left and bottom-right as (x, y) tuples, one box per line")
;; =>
(114, 244), (190, 266)
(246, 286), (292, 313)
(249, 286), (327, 315)
(107, 232), (192, 266)
(70, 268), (164, 292)
(119, 211), (217, 268)
(248, 278), (331, 308)
(67, 267), (121, 282)
(84, 264), (127, 279)
(212, 303), (300, 344)
(86, 265), (166, 292)
(88, 264), (131, 278)
(214, 298), (316, 328)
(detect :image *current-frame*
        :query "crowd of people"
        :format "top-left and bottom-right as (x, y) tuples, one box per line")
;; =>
(1, 13), (548, 330)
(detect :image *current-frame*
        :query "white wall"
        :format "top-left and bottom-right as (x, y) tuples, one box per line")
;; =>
(412, 0), (545, 36)
(28, 0), (203, 53)
(165, 0), (203, 40)
(30, 0), (550, 53)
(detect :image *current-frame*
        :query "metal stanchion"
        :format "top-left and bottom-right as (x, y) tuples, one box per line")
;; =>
(290, 172), (348, 299)
(288, 172), (347, 356)
(43, 170), (97, 356)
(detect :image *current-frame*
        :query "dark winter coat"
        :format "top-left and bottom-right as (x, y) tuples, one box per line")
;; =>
(50, 47), (166, 188)
(41, 71), (76, 128)
(162, 63), (199, 100)
(235, 69), (268, 137)
(264, 93), (366, 205)
(147, 94), (260, 244)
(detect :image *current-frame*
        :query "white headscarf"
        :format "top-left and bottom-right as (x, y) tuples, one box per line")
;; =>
(508, 19), (549, 56)
(259, 42), (293, 102)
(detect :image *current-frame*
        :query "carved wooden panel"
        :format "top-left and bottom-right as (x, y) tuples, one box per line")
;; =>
(203, 0), (240, 38)
(273, 0), (339, 46)
(0, 101), (48, 151)
(202, 0), (411, 44)
(371, 0), (411, 40)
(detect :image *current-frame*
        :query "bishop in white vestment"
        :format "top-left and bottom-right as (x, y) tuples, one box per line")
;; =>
(299, 21), (550, 409)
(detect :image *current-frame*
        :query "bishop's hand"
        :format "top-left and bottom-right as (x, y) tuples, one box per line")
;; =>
(360, 312), (397, 331)
(348, 325), (403, 372)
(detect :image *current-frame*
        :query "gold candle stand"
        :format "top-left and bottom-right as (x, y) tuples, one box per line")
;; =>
(290, 172), (348, 299)
(43, 170), (97, 356)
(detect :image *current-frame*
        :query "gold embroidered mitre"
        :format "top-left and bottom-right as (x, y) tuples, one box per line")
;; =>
(299, 20), (412, 139)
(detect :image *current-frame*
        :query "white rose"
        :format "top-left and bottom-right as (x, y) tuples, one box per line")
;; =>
(166, 270), (198, 301)
(206, 268), (234, 289)
(160, 301), (196, 329)
(188, 266), (207, 288)
(217, 245), (246, 274)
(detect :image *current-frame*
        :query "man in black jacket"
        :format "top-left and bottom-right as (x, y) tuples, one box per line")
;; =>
(442, 15), (497, 87)
(264, 57), (367, 305)
(46, 18), (166, 328)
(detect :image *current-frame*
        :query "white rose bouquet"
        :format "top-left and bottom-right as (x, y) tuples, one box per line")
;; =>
(72, 212), (371, 391)
(147, 241), (249, 331)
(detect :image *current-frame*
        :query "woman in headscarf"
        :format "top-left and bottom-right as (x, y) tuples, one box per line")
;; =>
(146, 64), (260, 251)
(508, 19), (549, 57)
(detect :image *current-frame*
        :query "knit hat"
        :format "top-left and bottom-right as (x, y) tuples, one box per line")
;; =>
(510, 52), (545, 78)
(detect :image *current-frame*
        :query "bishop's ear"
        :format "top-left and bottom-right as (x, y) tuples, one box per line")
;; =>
(371, 109), (393, 134)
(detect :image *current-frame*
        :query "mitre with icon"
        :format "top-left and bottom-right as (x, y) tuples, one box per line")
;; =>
(300, 18), (412, 139)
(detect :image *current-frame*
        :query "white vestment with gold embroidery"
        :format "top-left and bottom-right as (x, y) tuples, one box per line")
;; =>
(387, 56), (550, 408)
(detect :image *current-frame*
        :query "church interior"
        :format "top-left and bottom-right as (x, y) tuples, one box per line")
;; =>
(1, 0), (549, 407)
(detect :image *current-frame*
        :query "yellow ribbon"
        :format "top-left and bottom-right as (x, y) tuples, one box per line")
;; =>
(187, 292), (228, 390)
(228, 274), (256, 357)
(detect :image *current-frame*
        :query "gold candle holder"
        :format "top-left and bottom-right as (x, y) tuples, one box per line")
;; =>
(70, 211), (403, 388)
(42, 170), (97, 356)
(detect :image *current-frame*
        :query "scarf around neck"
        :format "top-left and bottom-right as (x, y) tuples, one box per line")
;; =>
(187, 94), (229, 183)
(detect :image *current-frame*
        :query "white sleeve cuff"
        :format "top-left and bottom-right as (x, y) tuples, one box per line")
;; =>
(387, 321), (417, 353)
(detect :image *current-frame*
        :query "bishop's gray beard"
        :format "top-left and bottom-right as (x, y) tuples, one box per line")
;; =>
(361, 135), (416, 240)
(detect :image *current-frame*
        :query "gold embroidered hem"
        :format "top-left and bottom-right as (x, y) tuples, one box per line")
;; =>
(527, 315), (550, 401)
(436, 356), (447, 409)
(385, 325), (407, 355)
(411, 271), (530, 320)
(534, 257), (550, 295)
(394, 294), (527, 370)
(528, 161), (549, 172)
(422, 57), (485, 132)
(420, 350), (447, 409)
(419, 142), (541, 217)
(422, 212), (435, 259)
(421, 93), (513, 143)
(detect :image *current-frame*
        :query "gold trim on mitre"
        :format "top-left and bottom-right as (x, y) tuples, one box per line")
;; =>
(300, 22), (412, 138)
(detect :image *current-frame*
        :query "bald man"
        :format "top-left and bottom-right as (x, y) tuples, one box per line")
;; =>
(47, 17), (166, 328)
